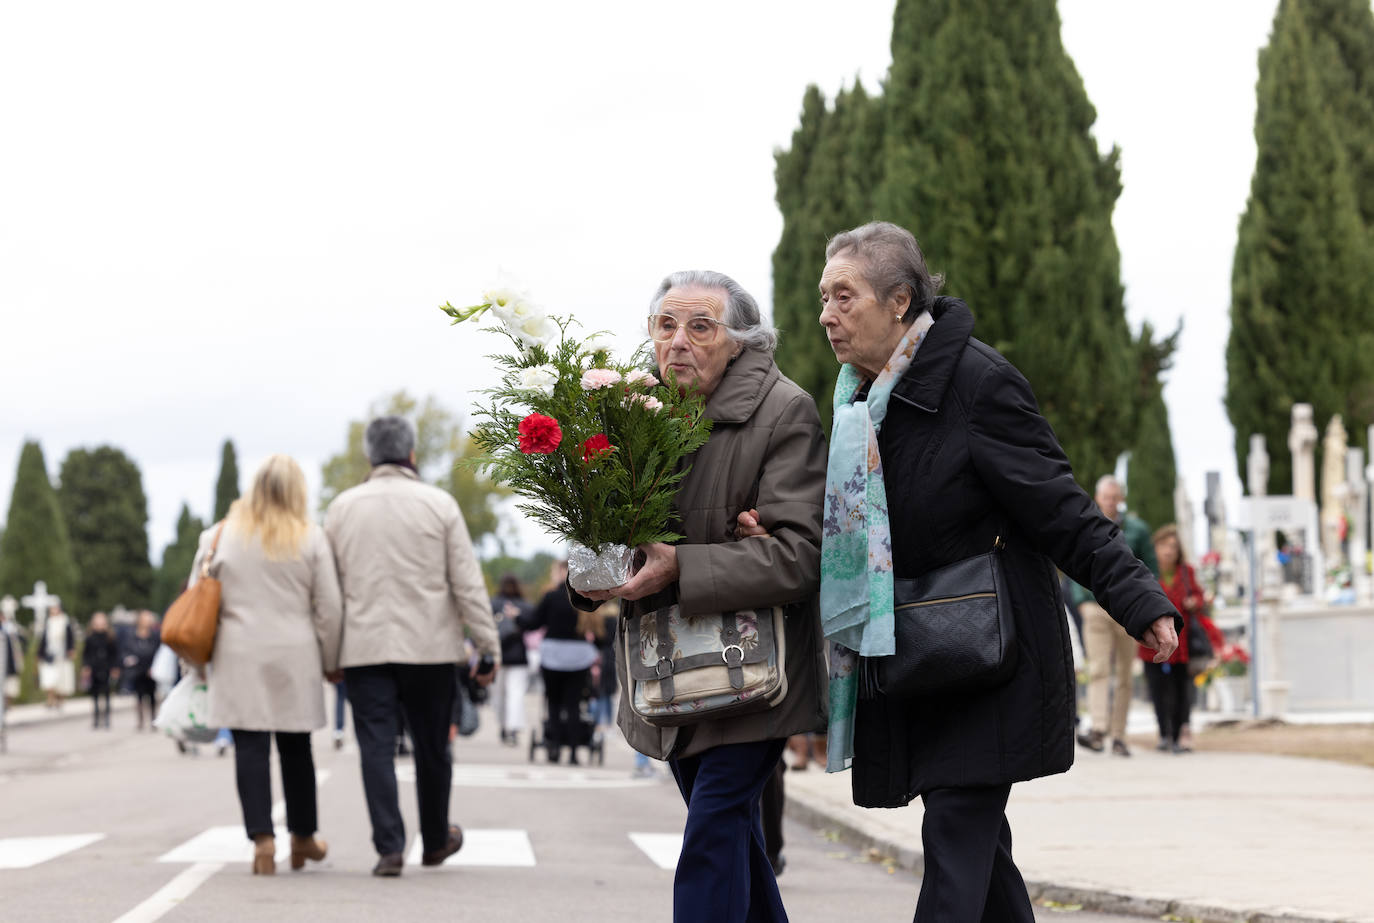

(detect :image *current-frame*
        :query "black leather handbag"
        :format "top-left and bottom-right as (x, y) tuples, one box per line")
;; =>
(869, 539), (1018, 699)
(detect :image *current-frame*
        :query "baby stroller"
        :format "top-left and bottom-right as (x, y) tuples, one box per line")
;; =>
(528, 669), (605, 766)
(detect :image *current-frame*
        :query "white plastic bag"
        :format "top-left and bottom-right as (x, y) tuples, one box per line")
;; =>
(154, 674), (217, 743)
(149, 644), (179, 691)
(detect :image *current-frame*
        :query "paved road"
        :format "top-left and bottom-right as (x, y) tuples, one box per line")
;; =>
(2, 696), (1138, 922)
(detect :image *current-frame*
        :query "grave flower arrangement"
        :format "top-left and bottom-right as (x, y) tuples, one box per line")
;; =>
(441, 287), (711, 590)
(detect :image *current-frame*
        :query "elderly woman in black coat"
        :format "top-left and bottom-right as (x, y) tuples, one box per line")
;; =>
(800, 222), (1178, 921)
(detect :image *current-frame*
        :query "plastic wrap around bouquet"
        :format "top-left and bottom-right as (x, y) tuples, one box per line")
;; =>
(442, 286), (712, 591)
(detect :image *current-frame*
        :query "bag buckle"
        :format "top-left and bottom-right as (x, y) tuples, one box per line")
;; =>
(721, 645), (744, 666)
(654, 658), (674, 677)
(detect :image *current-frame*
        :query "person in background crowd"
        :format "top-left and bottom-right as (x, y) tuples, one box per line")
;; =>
(1, 608), (23, 707)
(585, 602), (618, 738)
(1146, 524), (1204, 754)
(524, 560), (598, 766)
(195, 453), (342, 876)
(326, 415), (500, 877)
(123, 609), (161, 731)
(1071, 475), (1159, 757)
(37, 604), (76, 711)
(81, 611), (119, 730)
(332, 680), (348, 751)
(490, 574), (533, 746)
(760, 759), (787, 876)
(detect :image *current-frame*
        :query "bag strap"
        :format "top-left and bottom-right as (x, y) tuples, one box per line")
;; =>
(200, 521), (228, 580)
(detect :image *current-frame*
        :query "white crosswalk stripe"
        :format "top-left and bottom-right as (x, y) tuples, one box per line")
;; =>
(0, 834), (105, 869)
(395, 763), (659, 790)
(404, 828), (536, 868)
(628, 832), (682, 871)
(157, 827), (290, 864)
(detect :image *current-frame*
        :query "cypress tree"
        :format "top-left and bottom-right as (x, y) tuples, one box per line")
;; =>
(1126, 391), (1178, 532)
(1225, 0), (1374, 495)
(152, 503), (206, 611)
(214, 440), (240, 521)
(773, 82), (884, 431)
(0, 442), (78, 625)
(876, 0), (1137, 487)
(57, 446), (154, 618)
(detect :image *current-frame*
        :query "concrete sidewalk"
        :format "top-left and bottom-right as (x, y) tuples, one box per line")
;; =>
(783, 740), (1374, 923)
(2, 694), (136, 731)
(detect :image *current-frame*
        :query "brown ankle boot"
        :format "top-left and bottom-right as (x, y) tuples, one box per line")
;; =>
(290, 834), (327, 870)
(252, 834), (276, 875)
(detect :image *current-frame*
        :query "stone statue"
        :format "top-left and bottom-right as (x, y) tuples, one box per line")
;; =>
(1289, 403), (1318, 502)
(1321, 415), (1349, 568)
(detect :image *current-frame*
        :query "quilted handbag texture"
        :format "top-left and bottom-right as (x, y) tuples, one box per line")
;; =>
(873, 543), (1017, 699)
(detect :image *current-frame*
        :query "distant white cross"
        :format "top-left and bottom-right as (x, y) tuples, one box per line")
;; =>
(20, 581), (60, 624)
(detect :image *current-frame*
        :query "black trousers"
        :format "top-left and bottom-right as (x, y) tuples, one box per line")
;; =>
(230, 729), (317, 840)
(540, 667), (588, 759)
(760, 758), (785, 861)
(1144, 661), (1192, 743)
(915, 784), (1034, 922)
(346, 663), (455, 856)
(90, 677), (111, 727)
(671, 739), (788, 923)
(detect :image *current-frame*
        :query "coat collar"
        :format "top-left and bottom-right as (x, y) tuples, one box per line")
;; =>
(890, 296), (975, 412)
(701, 348), (780, 424)
(367, 463), (419, 482)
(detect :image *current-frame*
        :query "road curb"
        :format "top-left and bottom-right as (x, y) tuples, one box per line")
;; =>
(782, 784), (1356, 923)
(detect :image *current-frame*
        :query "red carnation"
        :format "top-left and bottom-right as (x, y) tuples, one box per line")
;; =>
(518, 413), (563, 454)
(581, 433), (613, 462)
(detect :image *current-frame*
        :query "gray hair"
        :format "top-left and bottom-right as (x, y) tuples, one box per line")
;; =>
(1095, 474), (1123, 495)
(649, 270), (778, 354)
(364, 415), (417, 466)
(825, 221), (945, 320)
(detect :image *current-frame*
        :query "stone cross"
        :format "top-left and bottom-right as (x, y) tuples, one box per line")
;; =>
(1289, 403), (1318, 502)
(20, 581), (60, 625)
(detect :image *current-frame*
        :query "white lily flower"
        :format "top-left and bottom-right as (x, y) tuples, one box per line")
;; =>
(517, 365), (559, 395)
(511, 313), (560, 348)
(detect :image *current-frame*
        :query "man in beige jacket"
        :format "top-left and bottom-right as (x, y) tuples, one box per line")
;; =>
(325, 416), (500, 877)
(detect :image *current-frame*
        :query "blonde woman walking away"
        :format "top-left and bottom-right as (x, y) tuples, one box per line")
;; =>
(191, 454), (344, 875)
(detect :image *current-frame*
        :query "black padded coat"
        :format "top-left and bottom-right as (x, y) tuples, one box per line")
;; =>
(851, 297), (1180, 808)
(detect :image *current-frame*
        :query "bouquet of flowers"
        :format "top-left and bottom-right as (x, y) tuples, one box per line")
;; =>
(1195, 640), (1250, 689)
(442, 286), (712, 590)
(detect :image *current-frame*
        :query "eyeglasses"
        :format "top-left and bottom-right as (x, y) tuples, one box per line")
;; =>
(647, 313), (733, 346)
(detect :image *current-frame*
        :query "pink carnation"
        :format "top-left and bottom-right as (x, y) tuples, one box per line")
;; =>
(625, 369), (660, 388)
(630, 393), (664, 412)
(580, 368), (622, 390)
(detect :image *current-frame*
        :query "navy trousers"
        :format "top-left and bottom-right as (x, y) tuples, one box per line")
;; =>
(670, 738), (788, 923)
(915, 784), (1035, 922)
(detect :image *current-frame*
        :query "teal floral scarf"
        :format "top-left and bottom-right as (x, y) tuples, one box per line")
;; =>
(821, 312), (934, 772)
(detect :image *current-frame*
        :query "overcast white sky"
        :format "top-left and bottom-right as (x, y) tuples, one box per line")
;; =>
(0, 1), (1324, 564)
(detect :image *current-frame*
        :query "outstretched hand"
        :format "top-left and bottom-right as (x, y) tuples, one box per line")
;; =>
(1140, 614), (1180, 664)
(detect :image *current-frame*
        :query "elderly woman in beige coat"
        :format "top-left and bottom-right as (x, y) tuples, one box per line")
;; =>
(578, 270), (828, 923)
(191, 454), (343, 876)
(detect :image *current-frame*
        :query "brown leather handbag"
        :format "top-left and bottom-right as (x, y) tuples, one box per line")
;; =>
(160, 521), (226, 667)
